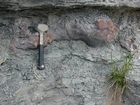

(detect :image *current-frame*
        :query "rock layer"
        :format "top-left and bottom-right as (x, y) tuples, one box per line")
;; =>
(10, 8), (119, 49)
(0, 0), (140, 10)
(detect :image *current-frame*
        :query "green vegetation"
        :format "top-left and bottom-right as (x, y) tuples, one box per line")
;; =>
(104, 52), (134, 105)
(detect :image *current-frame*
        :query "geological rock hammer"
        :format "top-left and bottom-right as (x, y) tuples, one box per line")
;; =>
(37, 24), (48, 70)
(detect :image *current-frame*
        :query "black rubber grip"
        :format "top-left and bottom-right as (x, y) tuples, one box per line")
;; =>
(38, 45), (45, 70)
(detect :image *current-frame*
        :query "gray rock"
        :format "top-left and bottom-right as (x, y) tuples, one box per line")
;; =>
(0, 0), (140, 10)
(0, 1), (140, 105)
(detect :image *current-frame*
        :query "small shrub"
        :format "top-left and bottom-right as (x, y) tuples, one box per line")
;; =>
(104, 52), (134, 105)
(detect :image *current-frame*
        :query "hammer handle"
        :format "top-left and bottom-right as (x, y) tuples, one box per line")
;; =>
(38, 32), (45, 70)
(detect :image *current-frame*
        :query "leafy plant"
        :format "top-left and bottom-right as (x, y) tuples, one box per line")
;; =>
(104, 52), (134, 105)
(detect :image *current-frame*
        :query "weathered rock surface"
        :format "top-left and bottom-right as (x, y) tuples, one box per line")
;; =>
(120, 39), (137, 51)
(0, 0), (140, 10)
(0, 40), (122, 105)
(1, 40), (140, 105)
(0, 0), (140, 105)
(10, 14), (119, 50)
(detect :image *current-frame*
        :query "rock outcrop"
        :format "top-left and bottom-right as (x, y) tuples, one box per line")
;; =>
(0, 0), (140, 105)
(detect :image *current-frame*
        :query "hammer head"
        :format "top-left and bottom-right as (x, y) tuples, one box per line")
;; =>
(37, 24), (48, 33)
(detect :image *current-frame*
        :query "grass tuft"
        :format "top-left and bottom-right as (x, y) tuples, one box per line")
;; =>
(104, 52), (134, 105)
